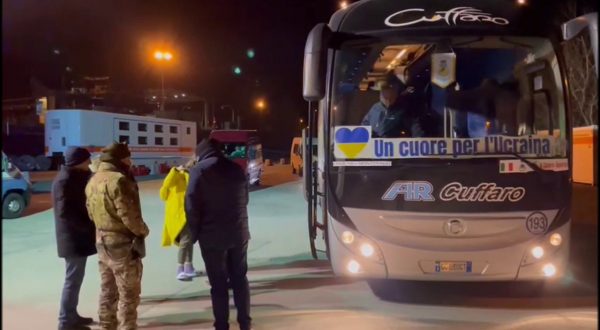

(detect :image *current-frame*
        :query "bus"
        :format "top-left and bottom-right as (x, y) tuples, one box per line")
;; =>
(301, 0), (597, 296)
(45, 109), (197, 175)
(209, 130), (264, 185)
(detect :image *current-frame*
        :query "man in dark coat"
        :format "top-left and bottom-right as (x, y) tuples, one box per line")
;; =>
(185, 138), (251, 330)
(52, 147), (96, 330)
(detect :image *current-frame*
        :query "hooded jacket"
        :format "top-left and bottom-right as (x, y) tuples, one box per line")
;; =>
(160, 167), (189, 247)
(185, 139), (250, 249)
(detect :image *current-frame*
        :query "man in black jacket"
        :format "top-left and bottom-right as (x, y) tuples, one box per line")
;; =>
(52, 147), (96, 330)
(185, 138), (251, 330)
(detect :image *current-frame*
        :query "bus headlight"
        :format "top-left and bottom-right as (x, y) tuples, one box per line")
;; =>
(542, 263), (557, 277)
(549, 233), (562, 246)
(347, 259), (361, 274)
(334, 223), (384, 264)
(522, 231), (564, 266)
(360, 243), (375, 257)
(531, 246), (544, 259)
(341, 231), (355, 244)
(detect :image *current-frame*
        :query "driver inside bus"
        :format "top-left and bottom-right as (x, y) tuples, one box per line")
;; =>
(361, 72), (423, 138)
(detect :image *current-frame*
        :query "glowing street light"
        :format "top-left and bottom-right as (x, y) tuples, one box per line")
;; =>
(340, 1), (349, 9)
(255, 98), (266, 111)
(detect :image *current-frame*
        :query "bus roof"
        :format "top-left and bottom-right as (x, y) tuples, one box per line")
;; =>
(330, 0), (561, 39)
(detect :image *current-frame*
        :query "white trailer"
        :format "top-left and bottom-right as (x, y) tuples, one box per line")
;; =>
(45, 109), (197, 175)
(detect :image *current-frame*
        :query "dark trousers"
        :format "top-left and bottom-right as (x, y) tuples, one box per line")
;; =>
(200, 241), (251, 330)
(59, 256), (87, 325)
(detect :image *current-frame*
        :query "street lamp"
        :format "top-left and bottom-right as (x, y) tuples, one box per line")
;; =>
(340, 1), (349, 9)
(255, 99), (266, 111)
(153, 50), (173, 112)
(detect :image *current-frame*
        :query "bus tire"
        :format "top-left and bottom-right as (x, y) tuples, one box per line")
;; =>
(3, 193), (26, 219)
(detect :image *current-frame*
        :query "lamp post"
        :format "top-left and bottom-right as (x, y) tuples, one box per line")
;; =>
(153, 50), (173, 112)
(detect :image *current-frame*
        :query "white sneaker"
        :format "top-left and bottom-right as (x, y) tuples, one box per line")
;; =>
(177, 272), (192, 281)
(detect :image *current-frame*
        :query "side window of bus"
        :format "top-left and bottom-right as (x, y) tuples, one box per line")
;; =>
(516, 61), (558, 136)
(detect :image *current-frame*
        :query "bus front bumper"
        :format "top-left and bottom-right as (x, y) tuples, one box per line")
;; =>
(328, 217), (570, 282)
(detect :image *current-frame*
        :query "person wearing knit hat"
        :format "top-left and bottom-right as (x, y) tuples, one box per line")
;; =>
(52, 146), (96, 329)
(185, 138), (252, 330)
(85, 141), (149, 329)
(64, 147), (92, 168)
(99, 142), (132, 163)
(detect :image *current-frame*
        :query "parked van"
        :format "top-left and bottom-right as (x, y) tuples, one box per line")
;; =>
(2, 152), (32, 219)
(209, 130), (263, 185)
(290, 136), (317, 177)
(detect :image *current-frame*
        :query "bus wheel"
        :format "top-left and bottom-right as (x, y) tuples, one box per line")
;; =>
(2, 193), (26, 219)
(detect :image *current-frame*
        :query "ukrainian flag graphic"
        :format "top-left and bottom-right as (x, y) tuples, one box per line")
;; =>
(335, 127), (369, 159)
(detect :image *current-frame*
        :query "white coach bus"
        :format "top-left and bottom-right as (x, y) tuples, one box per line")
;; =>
(302, 0), (597, 298)
(45, 109), (197, 175)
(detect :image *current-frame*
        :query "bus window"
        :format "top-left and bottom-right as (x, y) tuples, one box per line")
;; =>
(230, 145), (246, 159)
(221, 143), (247, 159)
(333, 37), (566, 143)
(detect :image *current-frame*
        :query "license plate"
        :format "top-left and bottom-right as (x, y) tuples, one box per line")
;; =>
(435, 261), (472, 273)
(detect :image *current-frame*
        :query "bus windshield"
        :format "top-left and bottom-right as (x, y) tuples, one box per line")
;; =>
(331, 36), (568, 162)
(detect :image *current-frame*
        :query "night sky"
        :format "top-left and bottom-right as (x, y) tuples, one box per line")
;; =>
(2, 0), (337, 149)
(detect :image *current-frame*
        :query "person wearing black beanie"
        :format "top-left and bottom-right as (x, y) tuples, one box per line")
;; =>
(51, 147), (96, 330)
(185, 138), (252, 330)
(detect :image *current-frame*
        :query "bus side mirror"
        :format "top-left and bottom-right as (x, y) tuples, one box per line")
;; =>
(303, 23), (332, 101)
(562, 12), (598, 76)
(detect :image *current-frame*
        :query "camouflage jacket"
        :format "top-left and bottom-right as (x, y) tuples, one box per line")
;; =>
(85, 162), (149, 246)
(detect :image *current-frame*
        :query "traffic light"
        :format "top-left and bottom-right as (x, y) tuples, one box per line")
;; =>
(246, 48), (255, 59)
(233, 66), (242, 75)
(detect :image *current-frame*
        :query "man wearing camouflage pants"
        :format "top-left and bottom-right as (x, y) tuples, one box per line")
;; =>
(85, 142), (149, 330)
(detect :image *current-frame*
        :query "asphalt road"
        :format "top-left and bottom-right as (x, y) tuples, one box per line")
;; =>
(2, 166), (597, 329)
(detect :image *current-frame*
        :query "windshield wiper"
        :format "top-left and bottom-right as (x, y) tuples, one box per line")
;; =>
(507, 153), (553, 175)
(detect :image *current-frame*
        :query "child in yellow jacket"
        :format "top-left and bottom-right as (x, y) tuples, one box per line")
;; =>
(160, 160), (202, 281)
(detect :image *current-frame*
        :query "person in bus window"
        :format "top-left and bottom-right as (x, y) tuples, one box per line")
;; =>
(361, 73), (423, 138)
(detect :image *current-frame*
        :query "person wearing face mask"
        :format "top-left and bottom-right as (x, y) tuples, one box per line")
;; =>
(85, 142), (149, 330)
(361, 72), (422, 138)
(52, 147), (96, 330)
